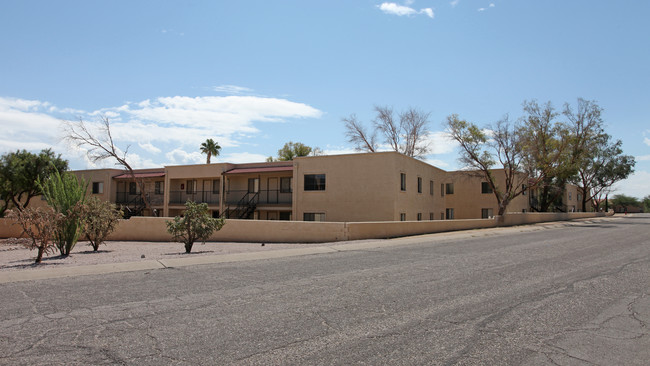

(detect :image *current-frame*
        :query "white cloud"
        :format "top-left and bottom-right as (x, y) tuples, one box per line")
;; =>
(0, 97), (61, 155)
(220, 152), (269, 164)
(636, 155), (650, 161)
(378, 2), (434, 18)
(450, 0), (460, 7)
(321, 147), (359, 156)
(612, 170), (650, 198)
(138, 142), (162, 154)
(166, 149), (204, 165)
(0, 94), (323, 170)
(424, 158), (450, 168)
(478, 3), (495, 12)
(421, 8), (434, 18)
(212, 85), (254, 95)
(426, 131), (459, 155)
(644, 137), (650, 146)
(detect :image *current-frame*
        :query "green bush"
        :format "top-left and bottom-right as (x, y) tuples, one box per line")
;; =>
(80, 197), (123, 251)
(38, 169), (87, 255)
(166, 201), (225, 253)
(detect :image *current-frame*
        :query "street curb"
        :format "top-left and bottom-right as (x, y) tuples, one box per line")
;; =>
(0, 215), (622, 284)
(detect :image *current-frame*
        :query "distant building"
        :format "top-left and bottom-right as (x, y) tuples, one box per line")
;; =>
(69, 151), (584, 221)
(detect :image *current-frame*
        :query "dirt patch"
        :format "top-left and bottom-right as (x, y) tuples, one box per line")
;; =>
(0, 238), (342, 272)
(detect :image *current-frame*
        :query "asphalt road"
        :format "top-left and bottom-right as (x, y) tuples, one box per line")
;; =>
(1, 215), (649, 365)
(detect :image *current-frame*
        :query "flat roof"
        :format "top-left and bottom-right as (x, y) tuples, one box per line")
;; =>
(224, 166), (293, 175)
(113, 171), (165, 179)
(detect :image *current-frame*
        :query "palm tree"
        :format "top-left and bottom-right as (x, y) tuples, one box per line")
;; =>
(200, 139), (221, 164)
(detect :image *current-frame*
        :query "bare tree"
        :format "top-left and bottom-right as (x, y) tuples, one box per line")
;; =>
(343, 106), (431, 159)
(446, 114), (547, 217)
(62, 116), (151, 214)
(342, 114), (378, 153)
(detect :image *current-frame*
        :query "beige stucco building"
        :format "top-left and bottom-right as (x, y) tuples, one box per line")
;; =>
(67, 152), (583, 222)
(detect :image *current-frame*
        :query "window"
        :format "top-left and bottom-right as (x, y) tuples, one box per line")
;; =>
(430, 212), (434, 220)
(481, 182), (493, 194)
(400, 213), (406, 221)
(577, 193), (582, 202)
(186, 180), (196, 194)
(445, 183), (454, 195)
(568, 192), (572, 201)
(481, 208), (494, 219)
(400, 173), (406, 191)
(417, 177), (422, 193)
(280, 177), (292, 193)
(279, 212), (291, 221)
(248, 178), (259, 193)
(92, 182), (103, 194)
(522, 184), (527, 195)
(446, 208), (454, 220)
(417, 213), (422, 221)
(430, 180), (434, 195)
(440, 213), (445, 220)
(441, 183), (445, 197)
(304, 174), (326, 191)
(155, 181), (164, 195)
(212, 180), (220, 194)
(303, 212), (325, 221)
(129, 182), (137, 195)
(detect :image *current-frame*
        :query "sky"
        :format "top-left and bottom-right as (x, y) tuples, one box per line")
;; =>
(1, 0), (648, 198)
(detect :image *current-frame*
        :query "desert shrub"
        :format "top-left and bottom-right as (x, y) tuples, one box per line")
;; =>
(8, 207), (62, 263)
(166, 201), (225, 253)
(80, 197), (123, 251)
(38, 169), (87, 255)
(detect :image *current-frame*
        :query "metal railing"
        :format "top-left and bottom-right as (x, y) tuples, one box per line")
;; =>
(169, 190), (220, 205)
(225, 190), (292, 205)
(116, 192), (164, 206)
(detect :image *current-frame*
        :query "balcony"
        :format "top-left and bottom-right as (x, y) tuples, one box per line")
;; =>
(116, 191), (164, 206)
(225, 190), (292, 205)
(169, 190), (220, 205)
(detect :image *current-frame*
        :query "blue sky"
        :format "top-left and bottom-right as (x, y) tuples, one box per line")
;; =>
(1, 1), (648, 198)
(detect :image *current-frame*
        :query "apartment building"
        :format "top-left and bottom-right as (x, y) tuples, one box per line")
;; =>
(70, 151), (581, 221)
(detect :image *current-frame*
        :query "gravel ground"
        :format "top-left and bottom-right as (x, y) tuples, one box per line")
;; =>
(0, 238), (344, 272)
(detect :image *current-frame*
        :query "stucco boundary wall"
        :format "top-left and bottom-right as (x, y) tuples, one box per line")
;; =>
(0, 212), (610, 243)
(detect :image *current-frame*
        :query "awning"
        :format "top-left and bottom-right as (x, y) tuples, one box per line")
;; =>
(113, 171), (165, 179)
(224, 166), (293, 175)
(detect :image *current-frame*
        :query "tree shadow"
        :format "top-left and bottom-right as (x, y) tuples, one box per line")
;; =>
(74, 250), (113, 255)
(163, 251), (215, 256)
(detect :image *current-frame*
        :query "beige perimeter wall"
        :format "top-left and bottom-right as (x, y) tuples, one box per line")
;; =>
(0, 212), (609, 243)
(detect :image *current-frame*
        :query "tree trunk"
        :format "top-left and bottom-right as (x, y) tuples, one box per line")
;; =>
(185, 241), (194, 253)
(35, 246), (44, 263)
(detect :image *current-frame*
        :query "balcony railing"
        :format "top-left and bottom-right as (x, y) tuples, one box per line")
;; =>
(225, 190), (292, 205)
(116, 191), (164, 206)
(169, 190), (219, 205)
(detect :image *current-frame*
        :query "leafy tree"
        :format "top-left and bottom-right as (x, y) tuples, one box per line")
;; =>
(267, 142), (319, 162)
(8, 206), (62, 263)
(572, 133), (635, 212)
(641, 195), (650, 213)
(0, 149), (68, 217)
(200, 138), (221, 164)
(611, 194), (641, 211)
(559, 98), (627, 211)
(62, 116), (152, 214)
(38, 169), (88, 256)
(446, 114), (539, 217)
(166, 201), (225, 253)
(343, 106), (431, 159)
(518, 101), (573, 212)
(80, 197), (123, 251)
